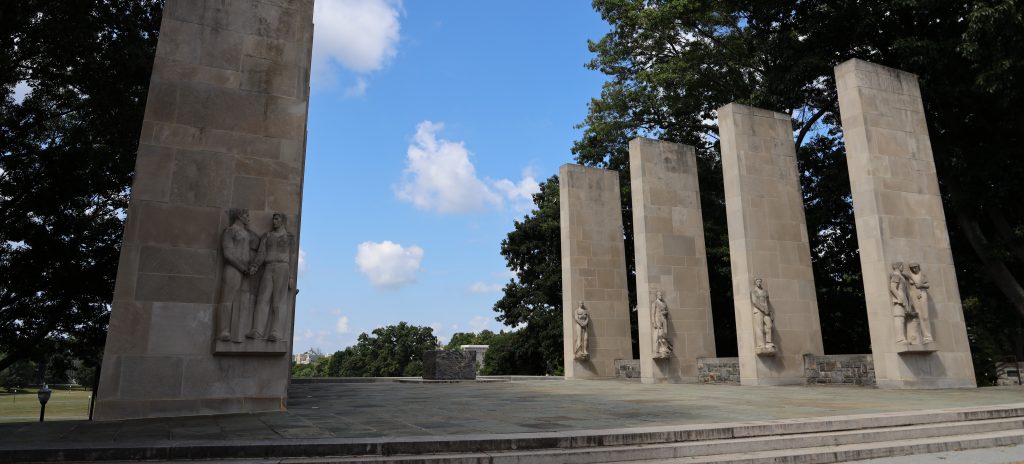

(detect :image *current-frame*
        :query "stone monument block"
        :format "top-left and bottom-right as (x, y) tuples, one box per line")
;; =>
(422, 351), (477, 380)
(835, 59), (975, 388)
(628, 138), (716, 383)
(559, 164), (634, 378)
(718, 103), (825, 385)
(95, 0), (314, 420)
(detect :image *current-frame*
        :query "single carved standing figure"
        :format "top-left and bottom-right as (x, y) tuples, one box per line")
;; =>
(889, 262), (911, 344)
(750, 278), (776, 355)
(651, 291), (672, 358)
(217, 209), (258, 342)
(573, 301), (590, 360)
(247, 212), (295, 342)
(904, 262), (934, 343)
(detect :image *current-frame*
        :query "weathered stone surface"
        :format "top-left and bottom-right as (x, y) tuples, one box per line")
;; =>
(613, 359), (641, 379)
(835, 59), (975, 389)
(422, 351), (476, 380)
(697, 357), (740, 384)
(804, 354), (876, 386)
(718, 103), (824, 386)
(95, 0), (313, 420)
(629, 138), (716, 384)
(995, 361), (1022, 386)
(560, 164), (634, 378)
(460, 345), (489, 373)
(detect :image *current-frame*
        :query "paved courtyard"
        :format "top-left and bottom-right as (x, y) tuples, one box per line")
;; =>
(1, 379), (1023, 448)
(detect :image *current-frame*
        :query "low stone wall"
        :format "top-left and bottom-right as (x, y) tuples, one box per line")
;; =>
(697, 357), (740, 384)
(423, 350), (476, 380)
(804, 354), (875, 386)
(995, 361), (1023, 386)
(614, 359), (641, 379)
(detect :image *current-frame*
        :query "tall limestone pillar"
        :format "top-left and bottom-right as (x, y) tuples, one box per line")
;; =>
(835, 59), (975, 388)
(629, 138), (716, 383)
(560, 164), (634, 378)
(95, 0), (314, 419)
(718, 103), (825, 385)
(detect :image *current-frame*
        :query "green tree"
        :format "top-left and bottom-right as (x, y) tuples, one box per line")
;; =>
(444, 330), (498, 351)
(0, 0), (163, 374)
(492, 177), (568, 374)
(323, 323), (438, 377)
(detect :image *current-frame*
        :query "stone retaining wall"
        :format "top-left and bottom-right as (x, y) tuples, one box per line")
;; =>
(804, 354), (875, 386)
(614, 359), (641, 379)
(697, 357), (740, 384)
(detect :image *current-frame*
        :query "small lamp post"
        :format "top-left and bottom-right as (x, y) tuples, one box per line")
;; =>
(37, 384), (52, 422)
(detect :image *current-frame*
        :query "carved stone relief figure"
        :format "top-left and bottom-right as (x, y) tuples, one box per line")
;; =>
(573, 301), (590, 361)
(651, 291), (672, 359)
(247, 212), (295, 342)
(217, 209), (258, 342)
(750, 278), (776, 356)
(889, 262), (911, 344)
(903, 262), (935, 344)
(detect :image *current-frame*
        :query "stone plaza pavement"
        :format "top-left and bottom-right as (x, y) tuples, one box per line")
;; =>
(2, 379), (1023, 461)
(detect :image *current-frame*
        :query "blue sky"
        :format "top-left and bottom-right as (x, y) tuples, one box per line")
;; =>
(293, 0), (610, 353)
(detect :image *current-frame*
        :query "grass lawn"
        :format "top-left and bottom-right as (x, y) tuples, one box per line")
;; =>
(0, 388), (92, 422)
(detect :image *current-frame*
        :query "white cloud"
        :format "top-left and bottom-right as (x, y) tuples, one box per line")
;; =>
(298, 248), (308, 275)
(11, 81), (30, 104)
(468, 282), (503, 293)
(429, 321), (447, 345)
(396, 122), (540, 215)
(313, 0), (400, 72)
(396, 121), (502, 213)
(335, 315), (351, 334)
(468, 315), (492, 332)
(343, 77), (368, 98)
(312, 0), (400, 89)
(493, 169), (540, 211)
(355, 240), (424, 289)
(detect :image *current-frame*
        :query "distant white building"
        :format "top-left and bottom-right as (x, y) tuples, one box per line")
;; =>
(460, 345), (489, 373)
(293, 350), (324, 365)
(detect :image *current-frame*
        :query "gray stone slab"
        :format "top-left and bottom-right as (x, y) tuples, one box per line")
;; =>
(422, 351), (477, 380)
(95, 0), (314, 420)
(835, 59), (975, 389)
(559, 165), (634, 378)
(629, 138), (717, 384)
(718, 103), (825, 386)
(2, 381), (1024, 462)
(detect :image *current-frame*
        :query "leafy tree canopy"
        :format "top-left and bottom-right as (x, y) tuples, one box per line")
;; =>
(494, 0), (1024, 377)
(444, 330), (498, 351)
(291, 322), (439, 378)
(490, 177), (568, 374)
(0, 0), (163, 374)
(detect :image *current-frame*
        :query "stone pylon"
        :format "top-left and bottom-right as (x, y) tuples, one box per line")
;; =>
(560, 164), (634, 378)
(835, 59), (975, 388)
(629, 138), (716, 383)
(95, 0), (314, 419)
(718, 103), (825, 385)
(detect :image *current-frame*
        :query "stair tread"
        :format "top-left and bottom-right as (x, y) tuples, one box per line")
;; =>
(611, 429), (1024, 463)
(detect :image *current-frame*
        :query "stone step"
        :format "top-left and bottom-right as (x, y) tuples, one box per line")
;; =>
(11, 403), (1024, 463)
(620, 429), (1024, 463)
(269, 416), (1024, 463)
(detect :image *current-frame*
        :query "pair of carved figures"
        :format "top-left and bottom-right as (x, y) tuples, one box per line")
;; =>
(889, 262), (934, 345)
(216, 209), (295, 344)
(573, 302), (590, 361)
(750, 278), (776, 356)
(651, 292), (672, 359)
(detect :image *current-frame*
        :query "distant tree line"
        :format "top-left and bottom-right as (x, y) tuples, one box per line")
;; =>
(290, 325), (557, 378)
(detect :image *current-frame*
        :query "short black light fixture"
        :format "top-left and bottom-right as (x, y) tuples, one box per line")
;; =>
(37, 384), (52, 422)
